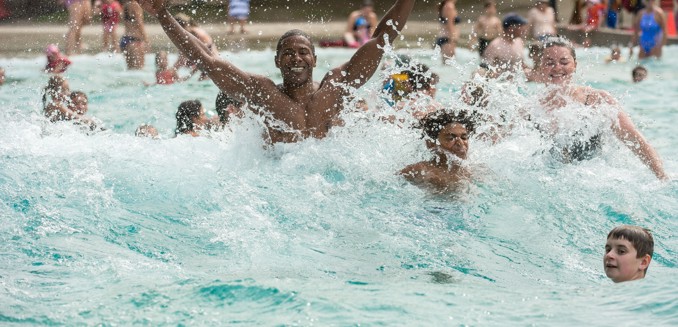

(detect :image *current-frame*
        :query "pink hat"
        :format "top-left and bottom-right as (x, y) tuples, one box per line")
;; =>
(45, 44), (60, 55)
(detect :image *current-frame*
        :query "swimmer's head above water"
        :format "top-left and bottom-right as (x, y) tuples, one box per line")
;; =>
(418, 110), (477, 160)
(275, 29), (318, 87)
(540, 36), (578, 85)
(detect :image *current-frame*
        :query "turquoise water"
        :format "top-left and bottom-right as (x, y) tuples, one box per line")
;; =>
(0, 45), (676, 325)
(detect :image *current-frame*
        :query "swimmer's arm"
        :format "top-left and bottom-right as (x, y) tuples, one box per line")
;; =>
(597, 90), (668, 180)
(336, 0), (415, 90)
(613, 111), (668, 180)
(152, 7), (261, 98)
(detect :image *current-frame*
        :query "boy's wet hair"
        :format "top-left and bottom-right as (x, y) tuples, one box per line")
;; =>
(175, 99), (202, 134)
(417, 109), (477, 140)
(542, 35), (577, 62)
(608, 225), (654, 273)
(632, 65), (647, 75)
(276, 29), (315, 57)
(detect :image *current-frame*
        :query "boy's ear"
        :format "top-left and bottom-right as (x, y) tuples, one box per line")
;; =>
(639, 254), (652, 271)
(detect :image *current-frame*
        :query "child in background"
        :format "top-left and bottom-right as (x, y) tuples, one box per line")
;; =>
(44, 44), (71, 74)
(632, 65), (648, 83)
(604, 225), (654, 283)
(99, 0), (123, 52)
(0, 67), (5, 86)
(144, 51), (183, 86)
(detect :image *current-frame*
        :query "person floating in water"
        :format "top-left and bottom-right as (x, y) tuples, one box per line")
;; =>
(44, 44), (71, 74)
(344, 0), (378, 48)
(604, 225), (653, 283)
(631, 0), (668, 59)
(536, 36), (667, 180)
(213, 91), (244, 129)
(175, 100), (210, 137)
(632, 65), (648, 83)
(135, 124), (159, 138)
(42, 76), (98, 129)
(400, 109), (476, 192)
(138, 0), (416, 144)
(144, 51), (186, 86)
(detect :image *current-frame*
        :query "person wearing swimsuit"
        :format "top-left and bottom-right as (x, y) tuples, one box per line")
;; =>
(471, 1), (502, 58)
(632, 0), (667, 59)
(537, 36), (667, 179)
(436, 0), (458, 62)
(344, 0), (378, 48)
(62, 0), (92, 55)
(121, 0), (147, 69)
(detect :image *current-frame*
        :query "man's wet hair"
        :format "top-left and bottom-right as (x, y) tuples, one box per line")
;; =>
(417, 109), (477, 140)
(276, 29), (315, 56)
(175, 99), (202, 134)
(542, 35), (577, 62)
(607, 225), (654, 273)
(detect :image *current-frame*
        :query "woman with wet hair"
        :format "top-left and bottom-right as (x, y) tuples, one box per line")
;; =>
(536, 36), (667, 179)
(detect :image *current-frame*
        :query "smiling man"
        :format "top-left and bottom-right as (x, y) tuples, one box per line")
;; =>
(138, 0), (415, 143)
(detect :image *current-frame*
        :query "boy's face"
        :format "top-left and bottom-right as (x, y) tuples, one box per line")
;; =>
(604, 237), (651, 283)
(437, 123), (469, 160)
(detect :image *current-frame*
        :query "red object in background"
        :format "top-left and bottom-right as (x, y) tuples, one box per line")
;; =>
(0, 0), (11, 19)
(667, 11), (677, 36)
(660, 0), (674, 11)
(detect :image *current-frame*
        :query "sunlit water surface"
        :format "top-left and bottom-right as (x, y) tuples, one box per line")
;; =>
(0, 45), (676, 325)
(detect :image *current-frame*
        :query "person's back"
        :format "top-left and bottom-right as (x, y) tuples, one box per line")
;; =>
(473, 1), (502, 56)
(604, 225), (654, 283)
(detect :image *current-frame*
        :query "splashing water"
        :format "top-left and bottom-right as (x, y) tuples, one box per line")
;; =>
(0, 45), (676, 325)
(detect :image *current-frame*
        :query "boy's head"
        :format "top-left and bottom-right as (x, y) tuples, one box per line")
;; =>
(632, 65), (647, 83)
(610, 47), (621, 61)
(604, 225), (654, 283)
(215, 91), (244, 124)
(419, 110), (476, 160)
(155, 51), (169, 70)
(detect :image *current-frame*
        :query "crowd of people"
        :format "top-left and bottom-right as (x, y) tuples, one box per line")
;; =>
(2, 0), (670, 283)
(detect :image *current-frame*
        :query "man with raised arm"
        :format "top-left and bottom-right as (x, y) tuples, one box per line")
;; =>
(138, 0), (416, 143)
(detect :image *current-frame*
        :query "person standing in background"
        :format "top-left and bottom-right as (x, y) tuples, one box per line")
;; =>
(471, 1), (502, 58)
(343, 0), (379, 48)
(228, 0), (250, 34)
(436, 0), (459, 62)
(62, 0), (93, 55)
(99, 0), (123, 52)
(121, 0), (148, 69)
(528, 0), (557, 41)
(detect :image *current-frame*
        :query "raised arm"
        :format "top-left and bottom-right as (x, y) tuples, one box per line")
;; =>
(613, 110), (668, 180)
(333, 0), (415, 90)
(138, 0), (270, 100)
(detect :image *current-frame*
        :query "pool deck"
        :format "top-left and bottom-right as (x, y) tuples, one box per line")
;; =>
(1, 21), (677, 57)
